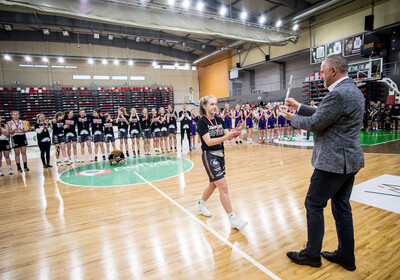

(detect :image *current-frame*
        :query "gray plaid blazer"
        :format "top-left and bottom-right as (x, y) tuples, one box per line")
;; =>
(292, 78), (365, 174)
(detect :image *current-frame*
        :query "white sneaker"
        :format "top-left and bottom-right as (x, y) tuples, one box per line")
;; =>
(230, 216), (248, 230)
(90, 156), (94, 162)
(8, 169), (13, 175)
(0, 171), (4, 176)
(65, 160), (71, 165)
(75, 157), (80, 163)
(56, 161), (63, 166)
(195, 201), (212, 217)
(81, 157), (85, 162)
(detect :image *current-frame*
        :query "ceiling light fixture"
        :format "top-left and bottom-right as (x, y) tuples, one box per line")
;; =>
(220, 6), (227, 16)
(25, 55), (32, 62)
(197, 1), (204, 11)
(128, 60), (134, 66)
(240, 11), (247, 20)
(94, 33), (100, 39)
(4, 54), (11, 61)
(182, 42), (186, 47)
(42, 57), (48, 63)
(108, 34), (113, 40)
(182, 0), (190, 9)
(114, 59), (119, 65)
(293, 24), (299, 31)
(136, 36), (141, 42)
(259, 15), (266, 24)
(58, 57), (64, 63)
(62, 30), (69, 36)
(43, 28), (50, 35)
(168, 0), (175, 6)
(88, 58), (94, 64)
(201, 44), (206, 49)
(276, 20), (282, 27)
(160, 39), (164, 45)
(152, 61), (157, 67)
(175, 62), (179, 68)
(102, 59), (108, 65)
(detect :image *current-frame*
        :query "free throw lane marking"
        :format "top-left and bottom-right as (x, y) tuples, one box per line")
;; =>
(134, 171), (281, 280)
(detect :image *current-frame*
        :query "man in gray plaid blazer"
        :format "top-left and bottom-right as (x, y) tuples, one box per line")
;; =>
(282, 54), (365, 271)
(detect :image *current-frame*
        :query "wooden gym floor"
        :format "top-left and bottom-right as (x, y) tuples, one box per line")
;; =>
(0, 135), (399, 279)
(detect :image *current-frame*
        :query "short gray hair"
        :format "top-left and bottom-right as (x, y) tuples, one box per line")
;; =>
(325, 54), (348, 74)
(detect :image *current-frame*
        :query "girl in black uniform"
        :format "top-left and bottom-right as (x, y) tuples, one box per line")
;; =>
(371, 103), (380, 132)
(140, 107), (152, 156)
(35, 114), (52, 168)
(52, 112), (68, 166)
(64, 110), (79, 163)
(75, 109), (93, 162)
(159, 107), (169, 154)
(167, 104), (178, 152)
(151, 108), (161, 155)
(91, 108), (106, 161)
(0, 115), (13, 175)
(129, 108), (141, 157)
(379, 103), (386, 130)
(195, 95), (248, 230)
(103, 113), (116, 155)
(8, 111), (29, 172)
(367, 100), (375, 130)
(116, 107), (130, 157)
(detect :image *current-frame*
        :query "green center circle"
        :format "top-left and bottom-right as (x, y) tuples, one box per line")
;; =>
(59, 156), (194, 187)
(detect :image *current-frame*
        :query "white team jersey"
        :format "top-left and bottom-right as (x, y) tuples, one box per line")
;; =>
(9, 120), (25, 136)
(0, 127), (9, 140)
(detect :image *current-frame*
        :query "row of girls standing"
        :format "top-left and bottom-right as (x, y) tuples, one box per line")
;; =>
(35, 105), (181, 167)
(220, 103), (298, 143)
(106, 105), (180, 156)
(254, 104), (297, 142)
(219, 104), (243, 145)
(220, 103), (258, 144)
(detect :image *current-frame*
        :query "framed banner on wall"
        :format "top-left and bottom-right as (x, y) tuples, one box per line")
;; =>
(326, 39), (343, 56)
(310, 44), (326, 64)
(344, 33), (364, 56)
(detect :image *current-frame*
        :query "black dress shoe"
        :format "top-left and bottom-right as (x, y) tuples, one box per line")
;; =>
(287, 249), (321, 267)
(321, 251), (356, 271)
(47, 164), (53, 168)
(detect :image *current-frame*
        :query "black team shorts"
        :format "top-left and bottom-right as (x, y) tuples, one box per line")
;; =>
(201, 150), (225, 182)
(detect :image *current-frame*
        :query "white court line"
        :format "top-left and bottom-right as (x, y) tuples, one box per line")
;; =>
(134, 171), (281, 280)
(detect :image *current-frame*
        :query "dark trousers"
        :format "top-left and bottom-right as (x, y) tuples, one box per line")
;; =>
(38, 141), (51, 166)
(181, 128), (191, 147)
(305, 168), (357, 263)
